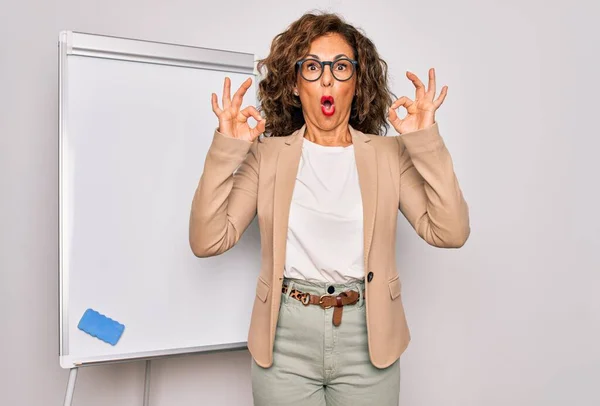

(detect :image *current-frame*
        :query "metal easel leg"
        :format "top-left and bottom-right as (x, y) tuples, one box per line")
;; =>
(143, 360), (151, 406)
(63, 367), (78, 406)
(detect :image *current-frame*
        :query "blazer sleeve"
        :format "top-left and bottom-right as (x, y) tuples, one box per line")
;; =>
(396, 122), (470, 248)
(189, 129), (259, 257)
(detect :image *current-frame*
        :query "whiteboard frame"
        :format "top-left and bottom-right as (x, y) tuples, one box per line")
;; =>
(58, 30), (256, 367)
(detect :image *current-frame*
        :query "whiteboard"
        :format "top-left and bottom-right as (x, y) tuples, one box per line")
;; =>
(58, 31), (261, 369)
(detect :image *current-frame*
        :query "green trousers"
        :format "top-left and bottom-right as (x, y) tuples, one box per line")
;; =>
(251, 277), (400, 406)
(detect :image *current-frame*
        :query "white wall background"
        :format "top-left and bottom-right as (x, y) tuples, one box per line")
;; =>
(1, 0), (598, 405)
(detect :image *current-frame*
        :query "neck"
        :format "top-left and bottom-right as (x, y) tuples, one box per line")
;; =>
(303, 121), (352, 147)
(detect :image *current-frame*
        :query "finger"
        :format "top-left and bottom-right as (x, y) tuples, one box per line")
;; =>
(427, 68), (436, 98)
(239, 106), (265, 139)
(232, 77), (253, 110)
(238, 105), (262, 123)
(433, 85), (448, 108)
(388, 106), (401, 122)
(388, 106), (405, 131)
(222, 77), (232, 110)
(211, 93), (222, 116)
(406, 71), (426, 100)
(251, 117), (266, 139)
(390, 96), (414, 110)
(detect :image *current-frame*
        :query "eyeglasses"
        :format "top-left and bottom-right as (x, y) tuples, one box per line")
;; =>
(296, 58), (358, 82)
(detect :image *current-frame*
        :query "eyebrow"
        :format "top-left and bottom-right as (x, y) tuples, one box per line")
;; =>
(306, 53), (350, 60)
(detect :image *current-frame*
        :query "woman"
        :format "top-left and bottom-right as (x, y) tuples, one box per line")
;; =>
(189, 12), (469, 406)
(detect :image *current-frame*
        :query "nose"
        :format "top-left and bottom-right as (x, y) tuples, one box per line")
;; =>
(320, 64), (333, 87)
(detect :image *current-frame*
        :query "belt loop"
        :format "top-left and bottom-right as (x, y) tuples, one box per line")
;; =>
(284, 279), (294, 303)
(358, 282), (364, 307)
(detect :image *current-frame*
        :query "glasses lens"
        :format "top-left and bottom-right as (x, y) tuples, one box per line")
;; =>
(332, 59), (354, 81)
(299, 59), (355, 81)
(301, 60), (322, 81)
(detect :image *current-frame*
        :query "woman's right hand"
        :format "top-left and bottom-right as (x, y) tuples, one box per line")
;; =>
(211, 77), (265, 142)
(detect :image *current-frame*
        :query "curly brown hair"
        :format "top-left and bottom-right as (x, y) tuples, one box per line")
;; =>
(256, 11), (396, 137)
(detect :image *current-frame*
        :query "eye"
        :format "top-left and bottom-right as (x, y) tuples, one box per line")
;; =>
(334, 60), (351, 71)
(305, 61), (320, 71)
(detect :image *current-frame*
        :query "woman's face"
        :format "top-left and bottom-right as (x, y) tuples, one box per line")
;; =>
(294, 33), (357, 131)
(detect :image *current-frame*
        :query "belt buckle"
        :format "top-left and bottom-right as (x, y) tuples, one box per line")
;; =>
(301, 293), (311, 306)
(318, 295), (334, 309)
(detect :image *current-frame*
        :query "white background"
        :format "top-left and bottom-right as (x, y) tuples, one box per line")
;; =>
(1, 0), (598, 405)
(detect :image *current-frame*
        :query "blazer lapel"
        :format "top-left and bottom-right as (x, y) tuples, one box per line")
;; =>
(272, 125), (305, 280)
(349, 125), (378, 272)
(271, 124), (378, 280)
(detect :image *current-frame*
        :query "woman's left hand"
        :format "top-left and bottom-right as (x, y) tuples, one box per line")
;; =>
(388, 68), (447, 134)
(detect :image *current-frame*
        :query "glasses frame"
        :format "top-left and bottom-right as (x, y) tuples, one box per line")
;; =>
(295, 57), (358, 82)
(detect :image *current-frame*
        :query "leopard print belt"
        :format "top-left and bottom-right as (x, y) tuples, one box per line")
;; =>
(281, 284), (365, 326)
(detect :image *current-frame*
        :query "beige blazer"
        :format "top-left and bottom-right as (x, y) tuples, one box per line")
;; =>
(189, 122), (470, 369)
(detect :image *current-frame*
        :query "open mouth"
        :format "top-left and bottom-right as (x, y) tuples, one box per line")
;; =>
(321, 95), (335, 116)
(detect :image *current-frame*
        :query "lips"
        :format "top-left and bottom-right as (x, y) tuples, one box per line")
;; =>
(321, 95), (335, 116)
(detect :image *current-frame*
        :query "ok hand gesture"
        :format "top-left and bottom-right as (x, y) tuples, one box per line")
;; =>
(388, 68), (447, 134)
(211, 77), (265, 142)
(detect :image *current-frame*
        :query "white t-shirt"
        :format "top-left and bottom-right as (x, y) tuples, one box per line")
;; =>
(283, 136), (365, 283)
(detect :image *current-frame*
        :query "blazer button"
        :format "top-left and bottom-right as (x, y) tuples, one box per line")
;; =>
(367, 272), (374, 282)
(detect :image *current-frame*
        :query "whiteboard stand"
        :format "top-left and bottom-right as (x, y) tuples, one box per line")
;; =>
(58, 30), (260, 404)
(63, 368), (78, 406)
(63, 361), (152, 406)
(143, 360), (152, 405)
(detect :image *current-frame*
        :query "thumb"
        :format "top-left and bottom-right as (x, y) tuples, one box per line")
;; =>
(388, 107), (403, 130)
(251, 118), (266, 140)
